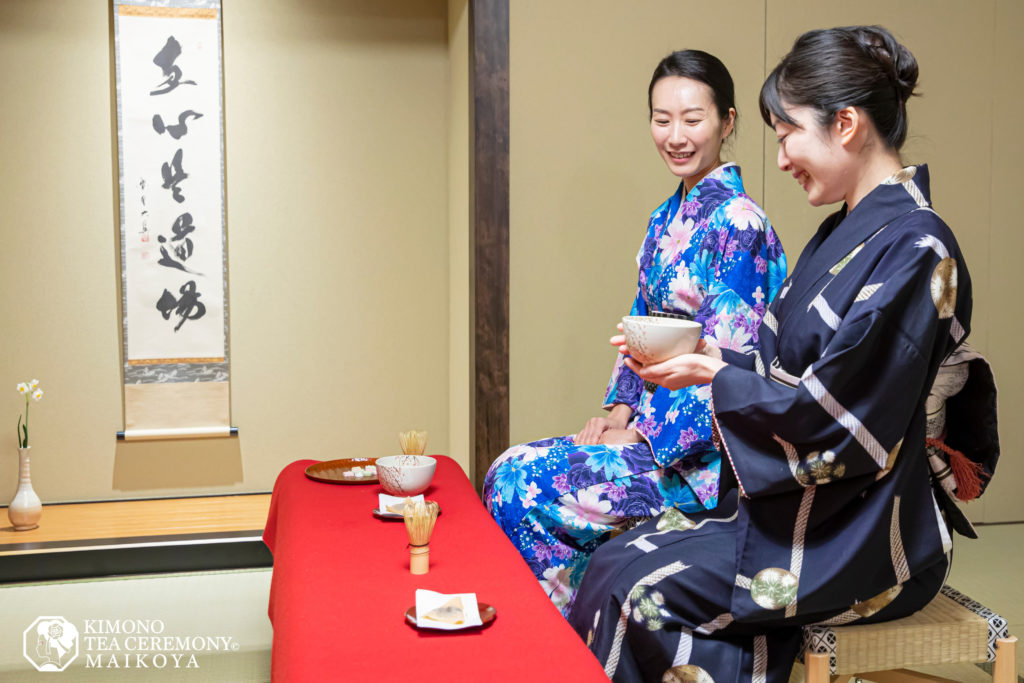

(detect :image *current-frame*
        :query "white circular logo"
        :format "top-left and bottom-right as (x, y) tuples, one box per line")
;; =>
(23, 617), (79, 672)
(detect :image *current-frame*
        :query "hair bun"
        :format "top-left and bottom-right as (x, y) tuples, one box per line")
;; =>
(761, 25), (918, 150)
(853, 26), (918, 103)
(892, 44), (919, 102)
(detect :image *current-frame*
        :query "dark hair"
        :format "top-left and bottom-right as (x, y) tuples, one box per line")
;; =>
(648, 50), (736, 127)
(759, 26), (918, 149)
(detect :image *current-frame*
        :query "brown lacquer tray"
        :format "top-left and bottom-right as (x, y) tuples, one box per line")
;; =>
(305, 458), (378, 484)
(404, 603), (496, 629)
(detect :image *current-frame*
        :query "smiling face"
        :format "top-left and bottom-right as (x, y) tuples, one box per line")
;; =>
(771, 105), (848, 207)
(650, 76), (734, 190)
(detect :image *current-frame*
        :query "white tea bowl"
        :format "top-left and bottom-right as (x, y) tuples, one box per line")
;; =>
(376, 455), (437, 496)
(621, 316), (702, 364)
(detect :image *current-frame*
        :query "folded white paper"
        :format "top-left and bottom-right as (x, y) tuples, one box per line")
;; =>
(377, 493), (424, 515)
(414, 590), (482, 630)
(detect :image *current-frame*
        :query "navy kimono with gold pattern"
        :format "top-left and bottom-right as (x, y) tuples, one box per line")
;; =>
(569, 166), (970, 683)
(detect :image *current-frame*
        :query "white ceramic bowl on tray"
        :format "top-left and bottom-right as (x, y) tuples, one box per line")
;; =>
(375, 455), (437, 496)
(621, 315), (702, 364)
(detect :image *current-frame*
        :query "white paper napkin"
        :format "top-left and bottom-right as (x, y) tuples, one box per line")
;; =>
(414, 589), (482, 630)
(377, 493), (424, 515)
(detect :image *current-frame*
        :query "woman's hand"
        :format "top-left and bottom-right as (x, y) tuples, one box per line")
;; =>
(610, 330), (726, 391)
(598, 428), (643, 445)
(623, 348), (726, 390)
(575, 404), (632, 444)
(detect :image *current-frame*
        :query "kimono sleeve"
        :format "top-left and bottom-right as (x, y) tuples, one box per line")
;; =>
(720, 347), (756, 371)
(603, 280), (646, 411)
(711, 234), (954, 498)
(696, 199), (786, 356)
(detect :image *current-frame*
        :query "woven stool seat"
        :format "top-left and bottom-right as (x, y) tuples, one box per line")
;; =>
(802, 585), (1016, 682)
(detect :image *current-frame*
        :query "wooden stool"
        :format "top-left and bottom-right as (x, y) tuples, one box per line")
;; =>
(802, 585), (1017, 682)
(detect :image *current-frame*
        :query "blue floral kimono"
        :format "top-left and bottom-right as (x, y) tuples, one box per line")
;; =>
(570, 166), (972, 682)
(483, 164), (787, 617)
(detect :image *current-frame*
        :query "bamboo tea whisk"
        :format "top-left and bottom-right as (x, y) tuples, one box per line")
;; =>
(398, 430), (428, 457)
(403, 500), (439, 575)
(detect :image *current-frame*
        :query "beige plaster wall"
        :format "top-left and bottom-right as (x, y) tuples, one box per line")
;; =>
(984, 0), (1024, 522)
(0, 0), (454, 502)
(509, 1), (1023, 521)
(2, 0), (1019, 520)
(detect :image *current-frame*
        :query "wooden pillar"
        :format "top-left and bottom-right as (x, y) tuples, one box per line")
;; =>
(469, 0), (509, 490)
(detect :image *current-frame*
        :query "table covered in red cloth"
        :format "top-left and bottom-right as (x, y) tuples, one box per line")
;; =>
(263, 457), (606, 682)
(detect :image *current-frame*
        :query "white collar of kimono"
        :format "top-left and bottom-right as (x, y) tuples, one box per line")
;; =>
(880, 165), (919, 185)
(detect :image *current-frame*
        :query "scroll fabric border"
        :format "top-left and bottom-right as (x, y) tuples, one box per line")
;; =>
(113, 0), (230, 439)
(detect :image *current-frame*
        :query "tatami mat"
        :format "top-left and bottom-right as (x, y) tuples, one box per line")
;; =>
(790, 522), (1024, 682)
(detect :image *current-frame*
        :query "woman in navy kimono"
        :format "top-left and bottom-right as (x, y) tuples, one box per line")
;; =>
(570, 26), (973, 682)
(483, 52), (787, 617)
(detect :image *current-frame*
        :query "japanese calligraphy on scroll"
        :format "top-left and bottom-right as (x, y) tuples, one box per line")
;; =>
(114, 0), (230, 440)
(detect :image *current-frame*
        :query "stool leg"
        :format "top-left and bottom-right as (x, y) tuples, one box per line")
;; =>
(805, 651), (830, 683)
(992, 636), (1017, 683)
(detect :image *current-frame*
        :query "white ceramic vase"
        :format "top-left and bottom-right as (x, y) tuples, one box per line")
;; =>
(8, 446), (42, 531)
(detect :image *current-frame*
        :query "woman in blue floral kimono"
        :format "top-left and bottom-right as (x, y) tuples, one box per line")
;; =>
(571, 26), (983, 683)
(482, 51), (787, 617)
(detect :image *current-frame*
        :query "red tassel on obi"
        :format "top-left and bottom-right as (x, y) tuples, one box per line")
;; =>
(926, 437), (987, 501)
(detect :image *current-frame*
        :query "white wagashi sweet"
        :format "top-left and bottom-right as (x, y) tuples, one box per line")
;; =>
(422, 596), (464, 625)
(386, 497), (415, 515)
(344, 465), (375, 478)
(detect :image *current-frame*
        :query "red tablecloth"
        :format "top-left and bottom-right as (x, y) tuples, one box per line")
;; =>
(263, 457), (606, 682)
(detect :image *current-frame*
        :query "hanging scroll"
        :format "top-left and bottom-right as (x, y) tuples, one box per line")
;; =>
(114, 0), (231, 440)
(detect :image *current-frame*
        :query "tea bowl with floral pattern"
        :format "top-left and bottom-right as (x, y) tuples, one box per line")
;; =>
(621, 316), (702, 364)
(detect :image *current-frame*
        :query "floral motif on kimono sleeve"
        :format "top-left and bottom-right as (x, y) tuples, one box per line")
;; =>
(711, 235), (956, 498)
(603, 283), (646, 411)
(690, 198), (787, 356)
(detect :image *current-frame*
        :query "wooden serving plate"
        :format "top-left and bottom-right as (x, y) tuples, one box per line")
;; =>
(305, 458), (378, 484)
(405, 603), (496, 629)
